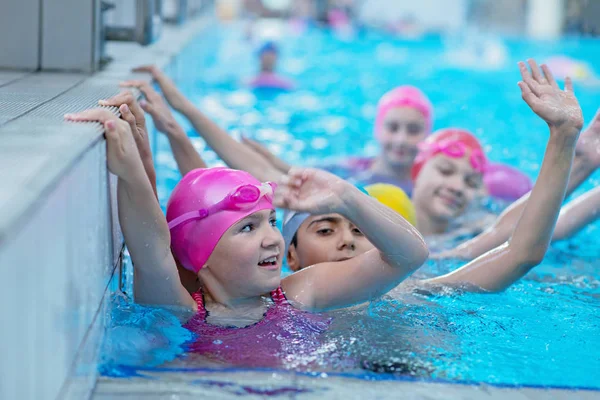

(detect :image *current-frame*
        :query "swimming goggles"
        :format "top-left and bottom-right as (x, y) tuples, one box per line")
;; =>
(419, 140), (487, 173)
(168, 182), (276, 230)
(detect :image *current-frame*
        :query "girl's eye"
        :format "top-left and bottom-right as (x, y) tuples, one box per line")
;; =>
(386, 122), (399, 133)
(241, 224), (254, 233)
(406, 123), (424, 135)
(352, 228), (364, 236)
(437, 167), (454, 176)
(466, 176), (482, 189)
(270, 218), (277, 227)
(317, 228), (333, 235)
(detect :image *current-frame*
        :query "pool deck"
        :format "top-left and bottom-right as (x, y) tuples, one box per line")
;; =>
(93, 371), (600, 399)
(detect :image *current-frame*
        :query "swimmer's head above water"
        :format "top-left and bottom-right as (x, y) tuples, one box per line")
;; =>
(282, 184), (416, 271)
(257, 40), (279, 73)
(282, 210), (374, 271)
(167, 167), (284, 294)
(411, 128), (488, 230)
(375, 86), (433, 169)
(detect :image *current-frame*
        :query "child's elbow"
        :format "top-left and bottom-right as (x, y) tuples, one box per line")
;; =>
(512, 243), (547, 267)
(552, 224), (569, 241)
(407, 245), (429, 270)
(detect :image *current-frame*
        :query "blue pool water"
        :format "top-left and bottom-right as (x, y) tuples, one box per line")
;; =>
(102, 22), (600, 390)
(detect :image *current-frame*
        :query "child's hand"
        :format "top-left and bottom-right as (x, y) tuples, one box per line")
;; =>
(119, 81), (179, 135)
(98, 91), (151, 157)
(127, 66), (188, 111)
(132, 64), (162, 80)
(518, 59), (583, 135)
(65, 109), (142, 182)
(575, 108), (600, 168)
(274, 167), (351, 215)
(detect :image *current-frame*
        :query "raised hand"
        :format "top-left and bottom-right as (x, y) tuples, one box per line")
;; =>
(132, 64), (161, 79)
(518, 59), (583, 135)
(273, 167), (352, 215)
(65, 109), (142, 182)
(119, 80), (179, 135)
(127, 65), (188, 111)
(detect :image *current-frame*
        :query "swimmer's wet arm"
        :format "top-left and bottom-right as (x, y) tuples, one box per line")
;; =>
(553, 186), (600, 240)
(98, 91), (158, 198)
(161, 122), (207, 175)
(424, 60), (583, 292)
(129, 65), (282, 182)
(177, 100), (283, 182)
(438, 107), (600, 260)
(279, 169), (428, 311)
(119, 79), (206, 176)
(241, 136), (293, 174)
(65, 108), (196, 309)
(118, 175), (197, 310)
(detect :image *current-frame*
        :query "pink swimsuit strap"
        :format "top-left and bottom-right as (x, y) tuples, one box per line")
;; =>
(192, 286), (288, 319)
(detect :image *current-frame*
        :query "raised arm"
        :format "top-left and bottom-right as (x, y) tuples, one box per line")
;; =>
(278, 168), (428, 311)
(424, 60), (583, 292)
(553, 185), (600, 240)
(65, 109), (196, 310)
(439, 107), (600, 260)
(117, 81), (206, 176)
(124, 65), (282, 182)
(241, 136), (293, 174)
(98, 91), (158, 198)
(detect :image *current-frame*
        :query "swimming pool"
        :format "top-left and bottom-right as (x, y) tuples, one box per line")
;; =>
(100, 21), (600, 393)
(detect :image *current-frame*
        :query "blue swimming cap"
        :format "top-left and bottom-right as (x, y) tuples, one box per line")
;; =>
(282, 210), (310, 252)
(282, 184), (370, 252)
(257, 41), (279, 56)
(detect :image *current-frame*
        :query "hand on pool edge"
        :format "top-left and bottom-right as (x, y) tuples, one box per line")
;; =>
(65, 109), (144, 183)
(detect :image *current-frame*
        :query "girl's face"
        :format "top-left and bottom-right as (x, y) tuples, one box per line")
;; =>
(412, 154), (484, 222)
(202, 209), (284, 297)
(287, 213), (374, 271)
(378, 106), (428, 168)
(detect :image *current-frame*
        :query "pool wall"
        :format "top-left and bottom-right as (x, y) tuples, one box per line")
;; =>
(0, 15), (211, 400)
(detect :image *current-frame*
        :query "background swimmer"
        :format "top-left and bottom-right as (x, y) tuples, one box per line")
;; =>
(247, 41), (296, 90)
(435, 107), (600, 260)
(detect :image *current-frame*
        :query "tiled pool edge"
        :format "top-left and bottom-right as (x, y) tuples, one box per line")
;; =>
(0, 15), (213, 400)
(93, 371), (600, 399)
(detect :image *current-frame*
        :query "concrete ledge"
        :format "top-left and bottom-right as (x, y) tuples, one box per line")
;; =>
(0, 13), (212, 400)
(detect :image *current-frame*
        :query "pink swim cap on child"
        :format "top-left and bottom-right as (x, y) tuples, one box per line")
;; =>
(167, 168), (275, 273)
(411, 128), (487, 181)
(375, 86), (433, 136)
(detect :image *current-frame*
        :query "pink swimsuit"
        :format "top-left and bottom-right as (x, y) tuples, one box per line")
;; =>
(184, 287), (331, 368)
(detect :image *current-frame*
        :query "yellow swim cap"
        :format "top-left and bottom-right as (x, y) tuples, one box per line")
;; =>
(365, 183), (417, 226)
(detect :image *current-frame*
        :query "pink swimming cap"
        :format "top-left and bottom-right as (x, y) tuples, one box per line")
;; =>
(411, 128), (487, 181)
(484, 162), (533, 201)
(375, 86), (433, 136)
(167, 168), (275, 273)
